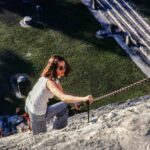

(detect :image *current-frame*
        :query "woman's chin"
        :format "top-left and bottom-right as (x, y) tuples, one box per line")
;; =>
(58, 75), (64, 78)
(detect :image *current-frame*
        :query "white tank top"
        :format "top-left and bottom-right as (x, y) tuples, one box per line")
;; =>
(26, 77), (54, 115)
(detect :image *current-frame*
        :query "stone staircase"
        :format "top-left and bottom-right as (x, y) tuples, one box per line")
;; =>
(82, 0), (150, 77)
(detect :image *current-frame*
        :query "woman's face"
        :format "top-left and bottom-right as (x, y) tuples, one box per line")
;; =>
(56, 61), (66, 77)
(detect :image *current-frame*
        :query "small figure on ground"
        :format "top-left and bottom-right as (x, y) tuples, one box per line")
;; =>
(20, 16), (33, 28)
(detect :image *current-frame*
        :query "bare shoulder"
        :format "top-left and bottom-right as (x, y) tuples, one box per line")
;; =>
(46, 79), (56, 89)
(46, 79), (63, 96)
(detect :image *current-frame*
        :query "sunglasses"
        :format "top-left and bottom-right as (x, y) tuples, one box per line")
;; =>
(57, 65), (66, 71)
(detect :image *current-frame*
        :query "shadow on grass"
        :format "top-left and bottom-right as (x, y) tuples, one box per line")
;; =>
(0, 49), (34, 115)
(0, 0), (150, 56)
(0, 0), (40, 16)
(0, 0), (127, 57)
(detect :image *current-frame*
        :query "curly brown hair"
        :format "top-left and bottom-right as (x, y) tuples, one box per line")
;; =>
(41, 55), (70, 80)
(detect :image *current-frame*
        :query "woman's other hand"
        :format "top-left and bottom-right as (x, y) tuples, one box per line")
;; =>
(74, 102), (81, 110)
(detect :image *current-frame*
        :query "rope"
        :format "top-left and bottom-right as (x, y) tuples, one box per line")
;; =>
(71, 77), (150, 123)
(84, 77), (150, 123)
(94, 77), (150, 102)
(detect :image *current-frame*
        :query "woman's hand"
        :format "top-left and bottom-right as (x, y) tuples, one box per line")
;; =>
(74, 102), (81, 110)
(83, 95), (94, 104)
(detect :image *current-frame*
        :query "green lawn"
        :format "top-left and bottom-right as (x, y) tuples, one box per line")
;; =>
(0, 0), (150, 114)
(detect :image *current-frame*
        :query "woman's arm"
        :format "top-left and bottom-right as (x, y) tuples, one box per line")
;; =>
(56, 80), (64, 92)
(46, 79), (93, 104)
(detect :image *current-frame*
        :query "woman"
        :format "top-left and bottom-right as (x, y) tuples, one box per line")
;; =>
(25, 55), (93, 135)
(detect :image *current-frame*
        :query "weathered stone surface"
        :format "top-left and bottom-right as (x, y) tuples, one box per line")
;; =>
(0, 94), (150, 150)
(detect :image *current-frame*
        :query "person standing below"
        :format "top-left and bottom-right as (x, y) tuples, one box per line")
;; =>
(25, 55), (93, 135)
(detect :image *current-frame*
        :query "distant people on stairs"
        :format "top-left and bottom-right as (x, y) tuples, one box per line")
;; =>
(25, 55), (93, 135)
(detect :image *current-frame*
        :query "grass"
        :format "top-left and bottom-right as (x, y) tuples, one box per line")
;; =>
(0, 0), (150, 114)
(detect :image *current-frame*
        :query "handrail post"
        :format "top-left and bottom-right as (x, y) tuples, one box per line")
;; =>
(87, 101), (90, 123)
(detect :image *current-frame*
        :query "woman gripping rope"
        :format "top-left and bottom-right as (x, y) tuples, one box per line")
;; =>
(25, 55), (93, 135)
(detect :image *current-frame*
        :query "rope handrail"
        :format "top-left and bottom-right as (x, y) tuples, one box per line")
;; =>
(94, 77), (150, 102)
(85, 77), (150, 123)
(71, 77), (150, 122)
